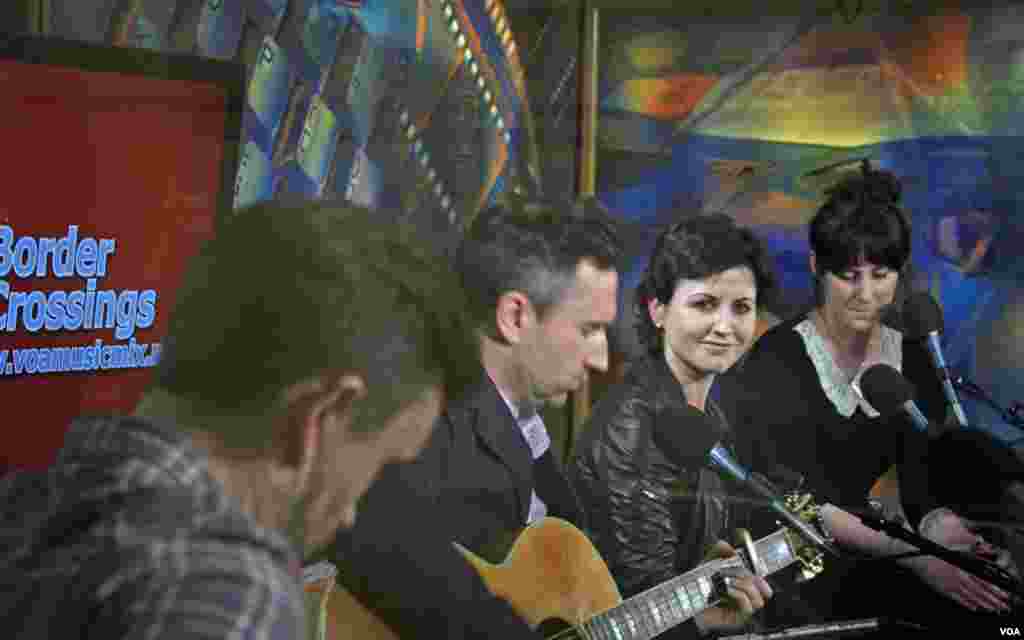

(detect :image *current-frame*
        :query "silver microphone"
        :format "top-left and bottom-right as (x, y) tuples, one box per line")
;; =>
(904, 291), (969, 428)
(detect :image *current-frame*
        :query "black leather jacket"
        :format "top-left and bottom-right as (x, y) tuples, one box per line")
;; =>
(570, 354), (739, 599)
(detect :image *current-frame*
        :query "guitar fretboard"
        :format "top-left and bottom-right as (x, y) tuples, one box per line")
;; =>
(579, 528), (798, 640)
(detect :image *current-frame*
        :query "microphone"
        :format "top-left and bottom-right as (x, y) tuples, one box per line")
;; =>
(903, 292), (969, 428)
(653, 406), (841, 557)
(859, 363), (932, 435)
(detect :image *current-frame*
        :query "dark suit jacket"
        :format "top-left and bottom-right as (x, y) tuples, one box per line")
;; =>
(327, 374), (585, 640)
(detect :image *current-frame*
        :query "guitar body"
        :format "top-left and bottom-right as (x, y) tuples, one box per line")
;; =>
(456, 517), (622, 629)
(325, 510), (823, 640)
(324, 584), (400, 640)
(326, 518), (620, 639)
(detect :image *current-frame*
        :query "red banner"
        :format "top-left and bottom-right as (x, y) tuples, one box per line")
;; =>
(0, 60), (229, 470)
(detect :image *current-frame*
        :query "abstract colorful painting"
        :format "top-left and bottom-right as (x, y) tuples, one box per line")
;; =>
(45, 0), (537, 254)
(594, 2), (1024, 443)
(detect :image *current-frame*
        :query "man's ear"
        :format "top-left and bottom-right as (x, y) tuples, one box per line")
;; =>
(647, 296), (664, 329)
(494, 291), (533, 344)
(279, 374), (366, 479)
(808, 252), (818, 275)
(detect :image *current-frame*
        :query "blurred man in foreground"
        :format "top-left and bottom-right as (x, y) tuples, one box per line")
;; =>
(0, 200), (476, 639)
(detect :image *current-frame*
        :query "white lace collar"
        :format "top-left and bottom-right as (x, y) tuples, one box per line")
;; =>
(793, 317), (902, 418)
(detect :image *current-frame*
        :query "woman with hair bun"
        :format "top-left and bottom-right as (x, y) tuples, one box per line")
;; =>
(718, 162), (1019, 630)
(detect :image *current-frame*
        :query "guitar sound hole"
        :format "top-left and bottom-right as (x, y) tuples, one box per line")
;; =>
(538, 617), (581, 640)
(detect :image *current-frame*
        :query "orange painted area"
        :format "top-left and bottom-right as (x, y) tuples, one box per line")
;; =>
(452, 2), (514, 129)
(624, 73), (718, 120)
(416, 0), (427, 55)
(772, 14), (969, 97)
(882, 12), (970, 95)
(476, 129), (508, 213)
(723, 191), (816, 228)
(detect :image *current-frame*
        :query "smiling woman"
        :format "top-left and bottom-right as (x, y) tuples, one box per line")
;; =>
(634, 213), (776, 411)
(648, 265), (758, 408)
(570, 211), (778, 639)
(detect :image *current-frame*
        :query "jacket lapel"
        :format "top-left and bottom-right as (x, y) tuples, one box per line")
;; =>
(458, 378), (534, 525)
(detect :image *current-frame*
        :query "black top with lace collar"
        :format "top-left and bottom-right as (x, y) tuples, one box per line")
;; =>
(716, 313), (947, 528)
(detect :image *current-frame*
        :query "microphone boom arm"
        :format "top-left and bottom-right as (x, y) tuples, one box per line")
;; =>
(857, 509), (1024, 598)
(953, 375), (1024, 431)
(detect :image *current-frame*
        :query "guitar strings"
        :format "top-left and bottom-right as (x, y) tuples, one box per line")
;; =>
(537, 515), (805, 640)
(545, 626), (582, 640)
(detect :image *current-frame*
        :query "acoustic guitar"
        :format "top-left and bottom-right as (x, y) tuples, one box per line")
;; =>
(325, 493), (827, 640)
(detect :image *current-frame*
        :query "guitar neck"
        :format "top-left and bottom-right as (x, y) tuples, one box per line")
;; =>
(739, 528), (804, 577)
(580, 529), (798, 640)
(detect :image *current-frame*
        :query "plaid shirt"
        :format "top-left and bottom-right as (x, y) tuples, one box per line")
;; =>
(0, 415), (306, 639)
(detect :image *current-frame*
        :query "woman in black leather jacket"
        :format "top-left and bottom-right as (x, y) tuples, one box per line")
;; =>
(570, 213), (777, 637)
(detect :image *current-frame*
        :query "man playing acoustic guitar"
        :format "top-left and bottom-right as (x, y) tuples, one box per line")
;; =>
(326, 197), (772, 639)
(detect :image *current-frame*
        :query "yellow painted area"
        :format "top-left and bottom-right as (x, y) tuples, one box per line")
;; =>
(625, 31), (687, 73)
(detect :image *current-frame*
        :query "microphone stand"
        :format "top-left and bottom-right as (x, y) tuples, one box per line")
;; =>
(763, 489), (845, 560)
(952, 375), (1024, 434)
(857, 510), (1024, 599)
(709, 450), (843, 559)
(719, 618), (927, 639)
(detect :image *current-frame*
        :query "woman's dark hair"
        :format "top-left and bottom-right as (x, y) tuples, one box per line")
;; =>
(634, 212), (776, 355)
(809, 160), (911, 277)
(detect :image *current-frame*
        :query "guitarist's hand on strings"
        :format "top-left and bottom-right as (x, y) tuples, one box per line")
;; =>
(693, 541), (773, 635)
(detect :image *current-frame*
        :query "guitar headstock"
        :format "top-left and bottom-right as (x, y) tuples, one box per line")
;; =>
(780, 491), (827, 582)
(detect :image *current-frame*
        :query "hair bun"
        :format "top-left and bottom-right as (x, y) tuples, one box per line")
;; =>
(864, 171), (902, 206)
(825, 161), (902, 207)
